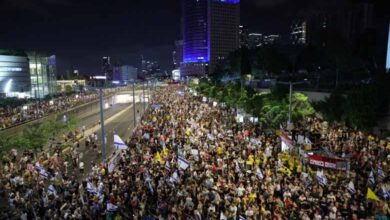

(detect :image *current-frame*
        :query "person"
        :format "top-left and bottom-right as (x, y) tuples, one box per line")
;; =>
(79, 161), (84, 173)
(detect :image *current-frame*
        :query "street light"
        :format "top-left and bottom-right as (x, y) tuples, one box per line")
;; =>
(277, 80), (307, 130)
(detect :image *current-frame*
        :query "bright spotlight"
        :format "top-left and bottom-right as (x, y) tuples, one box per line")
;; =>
(4, 79), (13, 93)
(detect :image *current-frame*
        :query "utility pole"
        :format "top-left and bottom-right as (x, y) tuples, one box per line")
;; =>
(142, 81), (145, 113)
(277, 80), (307, 130)
(133, 82), (136, 127)
(99, 88), (106, 161)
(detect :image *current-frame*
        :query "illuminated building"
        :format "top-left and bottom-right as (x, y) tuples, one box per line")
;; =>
(291, 20), (307, 45)
(0, 49), (56, 98)
(181, 0), (240, 76)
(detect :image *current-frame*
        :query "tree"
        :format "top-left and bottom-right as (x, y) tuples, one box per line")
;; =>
(313, 91), (346, 122)
(65, 85), (73, 94)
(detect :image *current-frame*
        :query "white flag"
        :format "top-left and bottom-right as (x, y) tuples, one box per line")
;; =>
(113, 134), (128, 150)
(256, 168), (263, 180)
(347, 181), (356, 193)
(368, 170), (375, 185)
(106, 202), (118, 212)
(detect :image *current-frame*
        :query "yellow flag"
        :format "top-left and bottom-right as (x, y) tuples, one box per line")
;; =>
(367, 188), (380, 201)
(155, 152), (163, 164)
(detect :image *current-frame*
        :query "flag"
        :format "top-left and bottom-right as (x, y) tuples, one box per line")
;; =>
(382, 186), (390, 199)
(378, 166), (386, 181)
(39, 168), (49, 179)
(239, 215), (246, 220)
(113, 134), (128, 150)
(368, 170), (375, 185)
(366, 187), (380, 201)
(171, 171), (180, 183)
(106, 202), (118, 212)
(316, 170), (327, 186)
(48, 185), (57, 196)
(256, 168), (263, 180)
(35, 161), (44, 170)
(178, 157), (190, 170)
(155, 152), (163, 164)
(305, 178), (313, 189)
(165, 161), (170, 171)
(277, 158), (283, 168)
(347, 181), (356, 194)
(235, 161), (241, 173)
(87, 182), (97, 194)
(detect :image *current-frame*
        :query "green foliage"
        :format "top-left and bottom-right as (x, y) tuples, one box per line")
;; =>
(0, 115), (79, 155)
(192, 80), (315, 129)
(65, 85), (73, 94)
(314, 74), (390, 131)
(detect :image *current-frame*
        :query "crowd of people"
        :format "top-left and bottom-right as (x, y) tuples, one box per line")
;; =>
(0, 88), (120, 130)
(0, 85), (389, 219)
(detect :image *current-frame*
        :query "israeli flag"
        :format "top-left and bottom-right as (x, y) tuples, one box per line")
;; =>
(113, 134), (128, 150)
(382, 186), (390, 199)
(235, 161), (241, 173)
(178, 157), (190, 171)
(39, 169), (49, 179)
(86, 182), (97, 194)
(368, 170), (375, 185)
(347, 181), (356, 194)
(316, 170), (327, 186)
(378, 166), (386, 181)
(165, 161), (170, 171)
(305, 178), (313, 189)
(35, 161), (44, 171)
(171, 171), (180, 183)
(277, 159), (282, 168)
(48, 185), (57, 196)
(106, 202), (118, 212)
(256, 168), (263, 180)
(239, 215), (246, 220)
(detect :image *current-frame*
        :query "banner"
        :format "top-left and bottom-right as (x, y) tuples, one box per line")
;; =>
(308, 155), (348, 170)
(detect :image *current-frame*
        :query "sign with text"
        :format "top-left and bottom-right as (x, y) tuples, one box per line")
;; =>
(308, 155), (347, 171)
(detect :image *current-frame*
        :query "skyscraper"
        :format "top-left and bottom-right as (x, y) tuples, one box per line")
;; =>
(102, 56), (113, 81)
(181, 0), (240, 77)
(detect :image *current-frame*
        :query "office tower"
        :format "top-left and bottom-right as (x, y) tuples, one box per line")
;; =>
(181, 0), (240, 76)
(239, 25), (249, 48)
(291, 20), (307, 45)
(102, 56), (113, 81)
(173, 40), (184, 69)
(248, 33), (263, 49)
(113, 65), (138, 82)
(263, 35), (281, 45)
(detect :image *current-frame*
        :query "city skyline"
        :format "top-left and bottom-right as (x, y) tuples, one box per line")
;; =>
(0, 0), (387, 75)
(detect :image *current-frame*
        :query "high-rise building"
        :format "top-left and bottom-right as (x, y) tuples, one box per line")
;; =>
(248, 33), (263, 48)
(181, 0), (240, 76)
(386, 22), (390, 72)
(263, 35), (281, 45)
(0, 49), (56, 98)
(173, 40), (184, 69)
(102, 56), (113, 81)
(113, 65), (138, 83)
(239, 25), (249, 48)
(291, 20), (307, 45)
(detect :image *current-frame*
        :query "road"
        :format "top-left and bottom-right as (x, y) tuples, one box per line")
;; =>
(68, 101), (146, 179)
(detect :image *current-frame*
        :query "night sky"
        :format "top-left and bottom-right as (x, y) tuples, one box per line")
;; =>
(0, 0), (385, 76)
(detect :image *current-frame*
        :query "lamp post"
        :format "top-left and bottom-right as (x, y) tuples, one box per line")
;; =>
(133, 82), (136, 127)
(277, 80), (306, 130)
(99, 88), (106, 161)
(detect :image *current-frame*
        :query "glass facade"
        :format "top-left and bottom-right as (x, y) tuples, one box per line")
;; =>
(0, 55), (31, 95)
(27, 52), (57, 98)
(183, 0), (209, 64)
